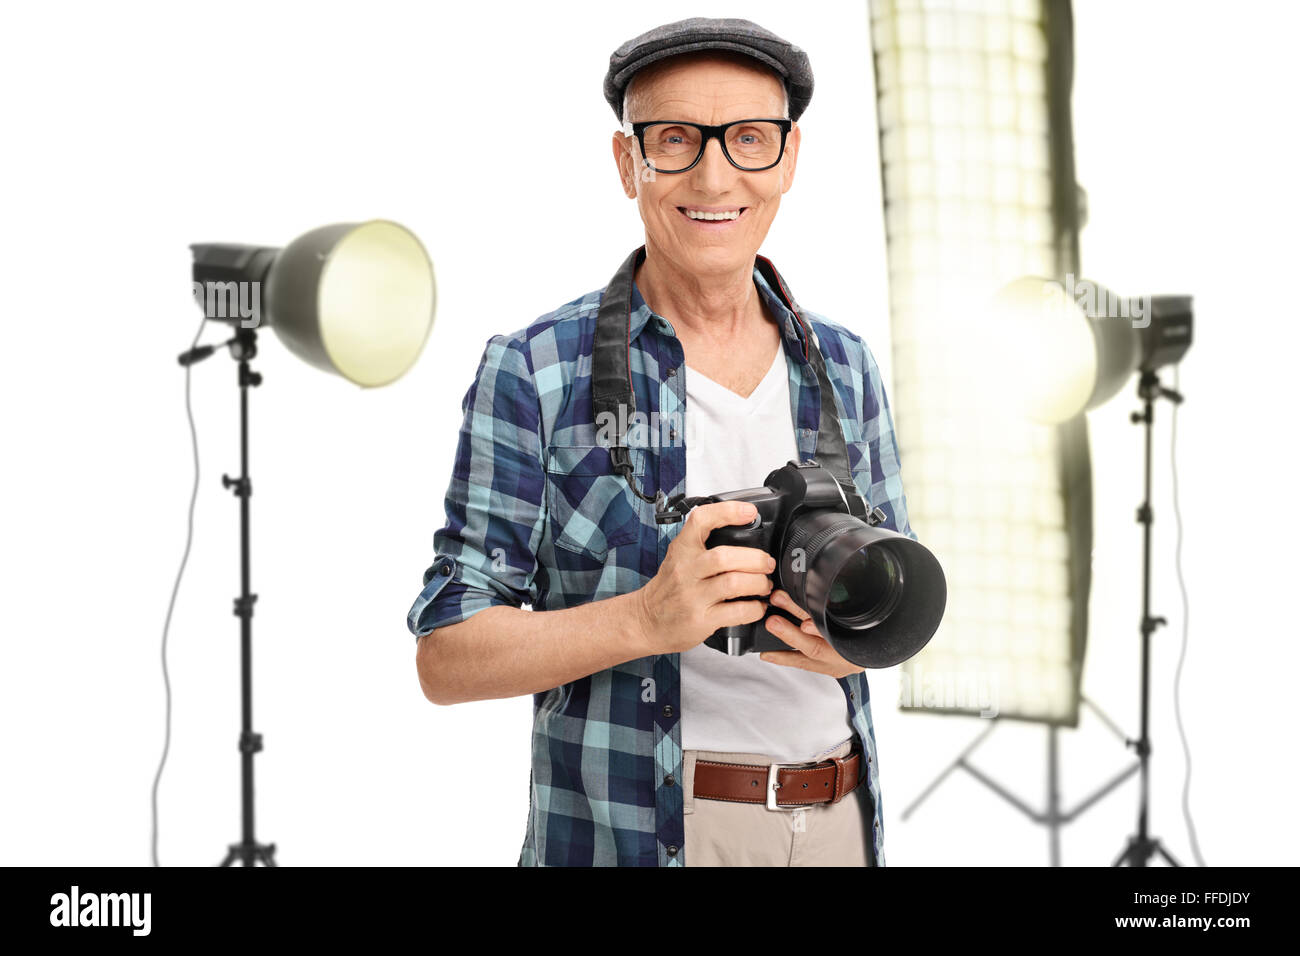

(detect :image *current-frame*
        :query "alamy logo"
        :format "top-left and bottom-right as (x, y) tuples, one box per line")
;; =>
(1049, 274), (1150, 329)
(595, 406), (684, 450)
(192, 279), (262, 328)
(49, 886), (151, 936)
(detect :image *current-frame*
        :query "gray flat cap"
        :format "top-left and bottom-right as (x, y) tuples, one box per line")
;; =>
(604, 17), (813, 122)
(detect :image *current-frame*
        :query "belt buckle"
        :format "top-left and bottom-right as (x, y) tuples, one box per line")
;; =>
(766, 760), (820, 812)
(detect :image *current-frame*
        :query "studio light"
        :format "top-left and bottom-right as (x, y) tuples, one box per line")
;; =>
(870, 0), (1195, 867)
(869, 0), (1088, 729)
(178, 219), (435, 866)
(189, 219), (435, 386)
(988, 276), (1193, 425)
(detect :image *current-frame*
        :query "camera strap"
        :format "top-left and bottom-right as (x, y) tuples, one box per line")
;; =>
(592, 245), (858, 524)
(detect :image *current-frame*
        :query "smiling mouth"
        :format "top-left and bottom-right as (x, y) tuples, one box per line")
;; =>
(677, 206), (748, 222)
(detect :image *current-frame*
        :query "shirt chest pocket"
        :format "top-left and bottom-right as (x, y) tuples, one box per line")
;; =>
(543, 444), (647, 561)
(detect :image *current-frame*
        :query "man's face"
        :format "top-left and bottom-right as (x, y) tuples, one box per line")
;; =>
(612, 54), (801, 279)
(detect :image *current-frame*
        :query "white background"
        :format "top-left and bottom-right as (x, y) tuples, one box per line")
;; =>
(1, 0), (1295, 866)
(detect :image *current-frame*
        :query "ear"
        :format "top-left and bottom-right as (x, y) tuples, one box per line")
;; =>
(612, 130), (638, 199)
(780, 122), (801, 194)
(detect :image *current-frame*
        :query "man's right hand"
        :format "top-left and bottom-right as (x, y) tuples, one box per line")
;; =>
(631, 500), (776, 656)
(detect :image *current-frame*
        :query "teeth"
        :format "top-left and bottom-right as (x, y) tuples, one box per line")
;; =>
(684, 208), (741, 220)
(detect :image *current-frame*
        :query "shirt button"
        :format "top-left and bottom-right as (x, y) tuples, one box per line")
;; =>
(664, 774), (675, 787)
(666, 366), (677, 377)
(666, 845), (679, 857)
(849, 691), (855, 700)
(662, 704), (674, 719)
(668, 428), (677, 440)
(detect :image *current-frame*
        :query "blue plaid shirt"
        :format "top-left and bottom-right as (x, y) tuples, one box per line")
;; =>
(407, 256), (913, 867)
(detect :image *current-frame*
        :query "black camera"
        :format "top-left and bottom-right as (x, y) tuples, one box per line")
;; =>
(696, 460), (946, 668)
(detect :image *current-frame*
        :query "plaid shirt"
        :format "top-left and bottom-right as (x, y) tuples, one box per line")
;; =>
(407, 254), (914, 867)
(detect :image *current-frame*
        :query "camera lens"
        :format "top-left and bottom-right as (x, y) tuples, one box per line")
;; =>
(826, 545), (904, 629)
(779, 505), (945, 669)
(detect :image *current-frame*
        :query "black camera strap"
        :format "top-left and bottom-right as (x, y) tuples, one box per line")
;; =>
(592, 245), (856, 523)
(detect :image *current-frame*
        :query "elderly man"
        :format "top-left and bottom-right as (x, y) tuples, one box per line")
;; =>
(408, 17), (914, 867)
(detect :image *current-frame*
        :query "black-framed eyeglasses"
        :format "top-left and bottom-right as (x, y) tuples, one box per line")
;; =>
(623, 118), (793, 173)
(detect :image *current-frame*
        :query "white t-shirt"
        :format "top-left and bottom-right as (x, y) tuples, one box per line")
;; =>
(679, 343), (854, 763)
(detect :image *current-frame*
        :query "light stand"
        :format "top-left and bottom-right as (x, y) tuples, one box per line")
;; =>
(180, 325), (276, 867)
(1113, 369), (1182, 867)
(218, 324), (276, 867)
(900, 696), (1140, 867)
(166, 220), (434, 867)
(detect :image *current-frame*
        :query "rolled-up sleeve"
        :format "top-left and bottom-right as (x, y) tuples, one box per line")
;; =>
(407, 333), (547, 639)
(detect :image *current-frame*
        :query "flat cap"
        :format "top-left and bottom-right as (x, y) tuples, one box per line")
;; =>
(604, 17), (813, 123)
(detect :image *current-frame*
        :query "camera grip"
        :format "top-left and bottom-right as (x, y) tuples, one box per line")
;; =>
(702, 602), (800, 655)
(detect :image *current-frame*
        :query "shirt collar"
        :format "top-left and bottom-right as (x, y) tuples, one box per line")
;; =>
(628, 262), (814, 365)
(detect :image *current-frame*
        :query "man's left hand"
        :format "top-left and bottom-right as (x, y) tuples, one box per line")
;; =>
(759, 588), (865, 678)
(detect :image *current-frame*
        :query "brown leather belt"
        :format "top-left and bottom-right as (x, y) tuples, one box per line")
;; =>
(693, 747), (863, 811)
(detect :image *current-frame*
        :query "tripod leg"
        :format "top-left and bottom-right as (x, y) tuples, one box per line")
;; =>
(1155, 841), (1181, 867)
(1112, 840), (1133, 867)
(901, 722), (998, 821)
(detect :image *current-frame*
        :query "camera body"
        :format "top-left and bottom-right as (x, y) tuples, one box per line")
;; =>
(698, 460), (946, 669)
(703, 460), (865, 655)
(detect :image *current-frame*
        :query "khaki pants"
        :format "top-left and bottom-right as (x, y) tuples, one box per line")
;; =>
(682, 738), (872, 867)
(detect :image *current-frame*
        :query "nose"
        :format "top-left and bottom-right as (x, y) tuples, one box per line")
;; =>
(689, 134), (738, 194)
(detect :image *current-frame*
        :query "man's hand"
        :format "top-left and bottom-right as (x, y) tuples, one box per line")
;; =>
(759, 588), (866, 679)
(631, 500), (776, 656)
